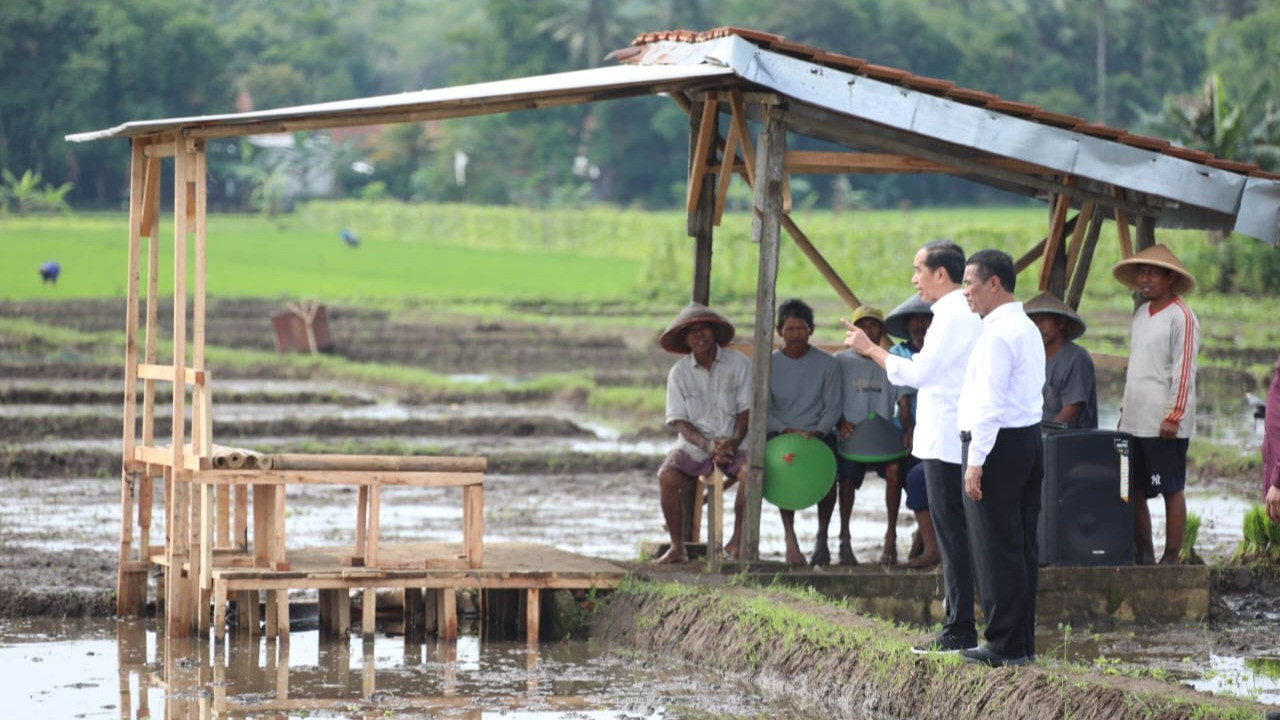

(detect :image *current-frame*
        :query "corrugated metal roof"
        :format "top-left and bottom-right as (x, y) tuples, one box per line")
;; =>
(64, 25), (1280, 244)
(64, 64), (734, 143)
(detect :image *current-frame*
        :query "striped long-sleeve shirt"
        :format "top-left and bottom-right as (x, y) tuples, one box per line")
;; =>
(1118, 297), (1198, 439)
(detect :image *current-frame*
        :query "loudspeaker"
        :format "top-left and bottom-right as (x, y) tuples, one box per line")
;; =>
(1038, 429), (1134, 566)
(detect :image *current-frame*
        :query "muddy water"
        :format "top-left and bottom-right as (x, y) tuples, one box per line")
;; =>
(1, 618), (792, 719)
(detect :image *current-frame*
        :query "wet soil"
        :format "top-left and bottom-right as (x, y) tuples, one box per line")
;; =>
(2, 297), (1279, 714)
(593, 578), (1278, 719)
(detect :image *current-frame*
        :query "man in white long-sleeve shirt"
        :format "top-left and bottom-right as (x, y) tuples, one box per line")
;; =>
(843, 240), (982, 654)
(957, 249), (1045, 668)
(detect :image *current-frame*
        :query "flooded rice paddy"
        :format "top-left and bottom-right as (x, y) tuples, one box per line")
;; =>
(3, 618), (788, 719)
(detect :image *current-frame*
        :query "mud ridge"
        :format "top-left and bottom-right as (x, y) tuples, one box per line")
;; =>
(591, 581), (1272, 720)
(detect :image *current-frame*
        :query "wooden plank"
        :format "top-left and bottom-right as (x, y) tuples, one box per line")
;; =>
(711, 104), (740, 227)
(686, 98), (715, 305)
(1114, 207), (1134, 258)
(199, 483), (212, 590)
(1066, 204), (1106, 310)
(464, 484), (484, 568)
(525, 588), (540, 645)
(353, 484), (368, 563)
(263, 454), (486, 472)
(685, 93), (718, 213)
(212, 577), (228, 642)
(272, 485), (287, 570)
(172, 144), (189, 505)
(1038, 190), (1072, 292)
(742, 110), (786, 561)
(253, 485), (271, 568)
(136, 363), (206, 385)
(122, 141), (145, 480)
(1063, 201), (1095, 282)
(142, 141), (177, 158)
(318, 589), (350, 639)
(265, 589), (279, 639)
(783, 150), (1052, 176)
(367, 484), (381, 568)
(727, 89), (756, 187)
(233, 485), (248, 549)
(707, 467), (725, 569)
(362, 588), (376, 637)
(781, 215), (861, 310)
(215, 485), (230, 548)
(438, 588), (457, 640)
(140, 156), (160, 451)
(191, 469), (484, 487)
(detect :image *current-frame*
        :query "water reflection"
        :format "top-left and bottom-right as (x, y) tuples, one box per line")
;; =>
(0, 618), (778, 719)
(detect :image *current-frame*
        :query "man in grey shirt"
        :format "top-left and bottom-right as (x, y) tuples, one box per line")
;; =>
(1024, 292), (1097, 429)
(767, 299), (842, 565)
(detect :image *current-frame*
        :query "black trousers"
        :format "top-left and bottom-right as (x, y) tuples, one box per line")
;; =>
(922, 458), (975, 644)
(963, 424), (1044, 658)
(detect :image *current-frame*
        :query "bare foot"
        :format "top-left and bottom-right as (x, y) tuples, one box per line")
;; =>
(907, 530), (923, 561)
(654, 546), (688, 564)
(1135, 550), (1156, 565)
(838, 538), (858, 566)
(785, 544), (807, 567)
(879, 536), (898, 566)
(906, 552), (940, 570)
(810, 536), (831, 567)
(1158, 552), (1182, 566)
(724, 540), (740, 560)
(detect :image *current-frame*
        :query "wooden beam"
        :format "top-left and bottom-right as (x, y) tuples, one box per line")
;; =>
(136, 363), (206, 385)
(1066, 205), (1106, 310)
(727, 90), (755, 187)
(780, 215), (860, 310)
(685, 93), (718, 214)
(1038, 190), (1073, 292)
(1063, 201), (1095, 287)
(1114, 207), (1133, 258)
(783, 150), (1052, 176)
(712, 106), (741, 227)
(742, 110), (786, 562)
(687, 98), (715, 305)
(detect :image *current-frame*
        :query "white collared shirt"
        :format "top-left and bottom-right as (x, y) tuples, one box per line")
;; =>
(957, 301), (1045, 467)
(884, 288), (982, 463)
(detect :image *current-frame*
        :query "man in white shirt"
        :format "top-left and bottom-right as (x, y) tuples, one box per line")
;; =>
(957, 249), (1045, 668)
(843, 239), (983, 654)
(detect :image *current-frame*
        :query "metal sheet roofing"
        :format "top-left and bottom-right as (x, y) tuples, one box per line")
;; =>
(66, 26), (1280, 244)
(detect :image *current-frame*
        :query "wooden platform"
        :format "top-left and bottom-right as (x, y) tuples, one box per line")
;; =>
(197, 542), (626, 644)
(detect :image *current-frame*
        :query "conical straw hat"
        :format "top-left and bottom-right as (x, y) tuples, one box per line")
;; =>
(1024, 292), (1086, 341)
(884, 294), (933, 341)
(1111, 243), (1196, 294)
(658, 302), (736, 354)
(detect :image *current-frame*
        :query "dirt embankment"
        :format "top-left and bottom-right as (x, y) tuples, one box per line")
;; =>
(592, 579), (1275, 720)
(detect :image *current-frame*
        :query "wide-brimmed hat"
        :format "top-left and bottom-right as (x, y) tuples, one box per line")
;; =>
(884, 294), (933, 340)
(659, 302), (736, 354)
(1111, 243), (1196, 294)
(850, 305), (884, 327)
(1024, 292), (1086, 341)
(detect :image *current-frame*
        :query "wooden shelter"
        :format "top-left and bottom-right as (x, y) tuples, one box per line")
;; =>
(68, 28), (1280, 633)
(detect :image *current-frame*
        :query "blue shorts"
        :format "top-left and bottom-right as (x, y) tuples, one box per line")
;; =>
(1131, 437), (1188, 499)
(835, 456), (892, 490)
(904, 459), (928, 511)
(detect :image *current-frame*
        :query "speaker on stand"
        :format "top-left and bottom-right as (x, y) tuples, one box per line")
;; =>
(1038, 429), (1133, 566)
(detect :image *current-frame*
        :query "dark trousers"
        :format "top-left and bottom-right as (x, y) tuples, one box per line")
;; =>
(922, 458), (975, 644)
(963, 424), (1044, 658)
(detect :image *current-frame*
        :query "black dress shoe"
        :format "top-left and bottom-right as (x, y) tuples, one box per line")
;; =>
(911, 634), (978, 654)
(960, 645), (1031, 667)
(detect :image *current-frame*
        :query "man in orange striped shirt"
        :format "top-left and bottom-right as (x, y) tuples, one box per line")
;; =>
(1113, 244), (1199, 565)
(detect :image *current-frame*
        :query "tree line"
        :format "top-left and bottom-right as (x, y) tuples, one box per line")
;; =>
(2, 0), (1277, 213)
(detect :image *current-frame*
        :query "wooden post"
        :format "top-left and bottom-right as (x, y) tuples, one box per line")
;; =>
(1066, 206), (1106, 310)
(741, 107), (786, 561)
(688, 99), (716, 306)
(463, 484), (484, 567)
(706, 467), (725, 570)
(362, 588), (377, 637)
(525, 588), (540, 644)
(1039, 191), (1072, 293)
(437, 588), (458, 640)
(118, 140), (146, 616)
